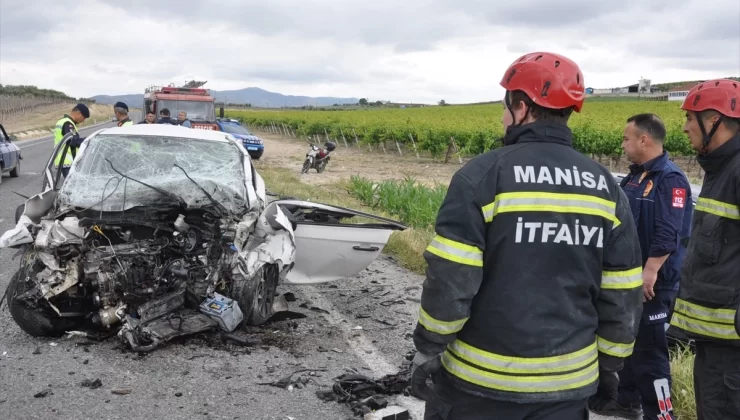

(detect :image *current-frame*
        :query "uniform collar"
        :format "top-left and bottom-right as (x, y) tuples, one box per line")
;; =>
(697, 132), (740, 173)
(628, 151), (668, 174)
(503, 121), (573, 147)
(117, 118), (131, 126)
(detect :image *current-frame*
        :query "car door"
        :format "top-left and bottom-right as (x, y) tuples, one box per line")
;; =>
(43, 132), (76, 191)
(270, 199), (407, 284)
(0, 139), (9, 174)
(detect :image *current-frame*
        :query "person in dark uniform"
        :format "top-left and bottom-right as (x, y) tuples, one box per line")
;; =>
(589, 113), (693, 420)
(138, 111), (156, 124)
(668, 79), (740, 420)
(410, 51), (643, 420)
(157, 108), (177, 125)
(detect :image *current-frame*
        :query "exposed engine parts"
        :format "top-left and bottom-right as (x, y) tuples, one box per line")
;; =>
(5, 204), (297, 352)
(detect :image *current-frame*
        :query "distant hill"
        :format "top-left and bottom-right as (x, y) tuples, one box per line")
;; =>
(92, 87), (359, 108)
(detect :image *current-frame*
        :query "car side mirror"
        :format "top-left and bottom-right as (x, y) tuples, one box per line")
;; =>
(8, 134), (17, 142)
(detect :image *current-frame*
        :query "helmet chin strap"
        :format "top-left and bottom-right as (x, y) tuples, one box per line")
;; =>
(696, 111), (724, 155)
(504, 92), (531, 142)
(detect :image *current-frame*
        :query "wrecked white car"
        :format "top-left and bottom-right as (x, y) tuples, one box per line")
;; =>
(0, 124), (406, 352)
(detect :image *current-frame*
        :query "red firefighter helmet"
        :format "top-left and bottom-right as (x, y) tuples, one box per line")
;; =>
(500, 52), (585, 112)
(681, 79), (740, 119)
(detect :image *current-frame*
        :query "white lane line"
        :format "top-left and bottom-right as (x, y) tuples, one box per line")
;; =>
(299, 286), (425, 419)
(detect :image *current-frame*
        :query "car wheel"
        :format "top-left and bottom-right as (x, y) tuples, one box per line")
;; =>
(9, 160), (19, 177)
(232, 264), (279, 327)
(7, 266), (82, 337)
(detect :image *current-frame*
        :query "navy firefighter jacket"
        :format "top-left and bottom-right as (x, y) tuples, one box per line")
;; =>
(619, 151), (693, 292)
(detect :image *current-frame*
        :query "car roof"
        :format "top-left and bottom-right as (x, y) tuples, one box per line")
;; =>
(96, 124), (234, 143)
(217, 119), (242, 125)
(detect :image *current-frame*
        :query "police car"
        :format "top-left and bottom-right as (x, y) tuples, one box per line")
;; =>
(216, 118), (264, 160)
(612, 172), (700, 207)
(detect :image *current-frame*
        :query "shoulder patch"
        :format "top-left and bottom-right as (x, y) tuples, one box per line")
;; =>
(672, 188), (686, 208)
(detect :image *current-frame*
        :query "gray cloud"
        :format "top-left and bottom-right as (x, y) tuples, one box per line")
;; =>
(1, 0), (738, 103)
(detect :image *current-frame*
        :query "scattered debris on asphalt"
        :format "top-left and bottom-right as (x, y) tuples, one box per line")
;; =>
(111, 389), (132, 395)
(34, 390), (52, 398)
(80, 379), (103, 389)
(258, 368), (328, 389)
(316, 368), (411, 417)
(364, 406), (410, 420)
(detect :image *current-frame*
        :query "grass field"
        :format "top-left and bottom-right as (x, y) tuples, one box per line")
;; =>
(227, 99), (694, 159)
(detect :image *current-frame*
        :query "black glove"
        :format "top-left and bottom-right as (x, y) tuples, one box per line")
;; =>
(410, 354), (442, 402)
(588, 370), (619, 411)
(735, 300), (740, 338)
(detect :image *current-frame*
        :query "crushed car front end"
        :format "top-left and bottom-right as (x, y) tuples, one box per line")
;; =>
(0, 127), (297, 351)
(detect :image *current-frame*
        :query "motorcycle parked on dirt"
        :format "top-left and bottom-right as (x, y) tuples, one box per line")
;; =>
(301, 141), (336, 174)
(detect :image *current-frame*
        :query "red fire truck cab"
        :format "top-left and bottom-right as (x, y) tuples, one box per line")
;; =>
(143, 85), (220, 130)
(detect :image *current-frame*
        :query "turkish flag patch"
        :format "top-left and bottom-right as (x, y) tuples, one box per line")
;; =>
(672, 188), (686, 208)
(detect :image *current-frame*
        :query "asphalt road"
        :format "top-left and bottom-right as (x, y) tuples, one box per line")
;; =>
(0, 115), (619, 420)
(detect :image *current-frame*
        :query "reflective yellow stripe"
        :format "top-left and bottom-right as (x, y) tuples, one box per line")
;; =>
(426, 235), (483, 267)
(696, 197), (740, 220)
(441, 351), (599, 393)
(448, 340), (597, 374)
(670, 312), (740, 340)
(481, 192), (620, 228)
(601, 267), (642, 290)
(674, 299), (735, 324)
(418, 307), (468, 335)
(53, 117), (77, 167)
(597, 336), (634, 357)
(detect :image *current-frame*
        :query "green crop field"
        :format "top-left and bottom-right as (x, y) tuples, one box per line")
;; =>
(226, 100), (693, 158)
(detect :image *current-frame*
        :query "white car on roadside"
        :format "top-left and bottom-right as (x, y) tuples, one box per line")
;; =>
(0, 124), (406, 352)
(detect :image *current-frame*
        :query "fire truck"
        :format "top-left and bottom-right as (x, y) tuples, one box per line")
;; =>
(142, 81), (220, 130)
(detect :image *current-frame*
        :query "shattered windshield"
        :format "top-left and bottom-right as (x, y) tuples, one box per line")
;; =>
(59, 134), (248, 213)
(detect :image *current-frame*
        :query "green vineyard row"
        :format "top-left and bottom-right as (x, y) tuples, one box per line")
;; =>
(225, 101), (694, 157)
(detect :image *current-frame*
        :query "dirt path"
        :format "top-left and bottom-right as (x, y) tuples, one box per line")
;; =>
(253, 130), (705, 187)
(254, 132), (463, 188)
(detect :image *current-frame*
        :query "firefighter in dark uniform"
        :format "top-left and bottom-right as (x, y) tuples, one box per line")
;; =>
(410, 51), (644, 420)
(589, 113), (693, 419)
(667, 79), (740, 420)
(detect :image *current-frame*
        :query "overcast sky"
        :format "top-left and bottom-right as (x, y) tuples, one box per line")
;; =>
(1, 0), (738, 104)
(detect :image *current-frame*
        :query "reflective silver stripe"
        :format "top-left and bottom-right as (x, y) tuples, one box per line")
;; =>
(418, 307), (468, 335)
(597, 336), (634, 357)
(442, 352), (599, 393)
(674, 299), (735, 324)
(696, 197), (740, 220)
(670, 312), (740, 340)
(426, 235), (483, 267)
(601, 267), (642, 290)
(448, 340), (597, 374)
(481, 192), (618, 226)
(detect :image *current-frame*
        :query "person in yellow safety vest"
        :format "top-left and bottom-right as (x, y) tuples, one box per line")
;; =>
(667, 79), (740, 420)
(54, 103), (90, 178)
(114, 101), (134, 126)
